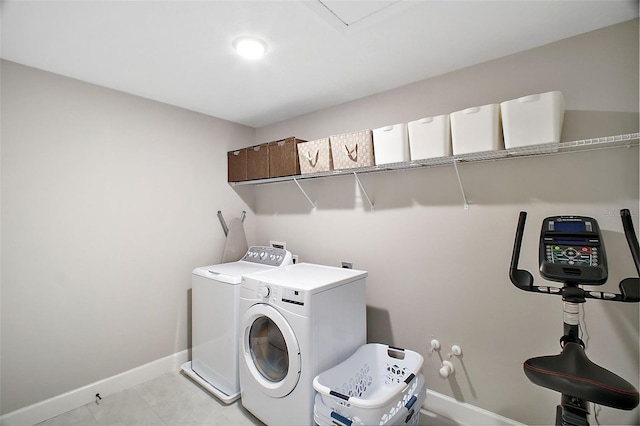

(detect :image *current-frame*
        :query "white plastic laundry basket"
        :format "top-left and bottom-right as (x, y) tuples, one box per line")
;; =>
(313, 344), (424, 426)
(314, 375), (425, 426)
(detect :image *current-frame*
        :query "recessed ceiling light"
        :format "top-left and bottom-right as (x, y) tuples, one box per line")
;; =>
(233, 37), (267, 60)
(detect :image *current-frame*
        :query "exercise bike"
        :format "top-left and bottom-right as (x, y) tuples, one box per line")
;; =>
(509, 209), (640, 425)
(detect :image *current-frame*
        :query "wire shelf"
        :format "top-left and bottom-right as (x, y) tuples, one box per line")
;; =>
(229, 133), (639, 187)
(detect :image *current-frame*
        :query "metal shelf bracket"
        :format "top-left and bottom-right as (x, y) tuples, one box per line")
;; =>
(452, 159), (469, 210)
(354, 172), (374, 211)
(293, 178), (316, 209)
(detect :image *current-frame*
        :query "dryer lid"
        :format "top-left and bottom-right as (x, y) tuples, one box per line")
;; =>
(242, 262), (367, 293)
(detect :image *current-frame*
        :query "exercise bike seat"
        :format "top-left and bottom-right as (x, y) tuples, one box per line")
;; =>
(523, 342), (639, 410)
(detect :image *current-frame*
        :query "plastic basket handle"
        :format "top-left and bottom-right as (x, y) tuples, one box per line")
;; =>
(405, 409), (416, 424)
(404, 373), (416, 385)
(405, 395), (418, 410)
(330, 390), (350, 401)
(517, 94), (541, 103)
(388, 346), (407, 360)
(399, 372), (416, 394)
(330, 411), (353, 426)
(462, 106), (481, 114)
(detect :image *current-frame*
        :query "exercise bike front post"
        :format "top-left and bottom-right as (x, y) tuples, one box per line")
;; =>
(509, 209), (640, 425)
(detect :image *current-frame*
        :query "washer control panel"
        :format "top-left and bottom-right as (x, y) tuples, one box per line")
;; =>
(539, 216), (607, 285)
(242, 246), (292, 267)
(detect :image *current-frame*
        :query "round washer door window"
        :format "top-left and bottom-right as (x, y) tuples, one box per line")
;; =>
(241, 304), (301, 397)
(249, 316), (289, 382)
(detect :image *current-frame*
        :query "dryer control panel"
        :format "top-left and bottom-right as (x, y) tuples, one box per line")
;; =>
(256, 285), (305, 306)
(539, 216), (607, 285)
(242, 246), (292, 267)
(281, 288), (305, 306)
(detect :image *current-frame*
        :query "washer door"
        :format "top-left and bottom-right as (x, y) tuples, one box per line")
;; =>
(241, 303), (301, 397)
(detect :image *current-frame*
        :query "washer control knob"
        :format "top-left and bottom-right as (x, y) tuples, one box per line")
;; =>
(258, 286), (271, 298)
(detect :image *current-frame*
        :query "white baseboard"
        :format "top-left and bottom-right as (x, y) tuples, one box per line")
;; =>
(0, 350), (189, 426)
(2, 355), (523, 426)
(420, 389), (525, 426)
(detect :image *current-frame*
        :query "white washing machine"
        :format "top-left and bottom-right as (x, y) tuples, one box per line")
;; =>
(181, 246), (292, 403)
(239, 263), (367, 425)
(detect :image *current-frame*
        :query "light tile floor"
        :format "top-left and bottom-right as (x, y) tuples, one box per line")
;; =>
(36, 371), (264, 426)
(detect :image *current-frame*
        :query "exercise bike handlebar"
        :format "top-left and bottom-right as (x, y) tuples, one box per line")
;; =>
(509, 209), (640, 302)
(621, 209), (640, 276)
(509, 211), (534, 291)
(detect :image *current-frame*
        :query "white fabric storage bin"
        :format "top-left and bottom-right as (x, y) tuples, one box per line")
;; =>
(450, 104), (503, 155)
(501, 91), (565, 149)
(373, 124), (410, 165)
(407, 115), (451, 160)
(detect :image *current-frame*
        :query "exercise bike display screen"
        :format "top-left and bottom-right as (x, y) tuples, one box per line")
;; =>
(539, 216), (607, 285)
(554, 221), (587, 233)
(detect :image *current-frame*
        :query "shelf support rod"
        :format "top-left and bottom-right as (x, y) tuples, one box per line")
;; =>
(452, 159), (469, 210)
(353, 172), (374, 211)
(293, 178), (316, 209)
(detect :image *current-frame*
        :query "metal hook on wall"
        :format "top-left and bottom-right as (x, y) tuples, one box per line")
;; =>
(217, 210), (246, 237)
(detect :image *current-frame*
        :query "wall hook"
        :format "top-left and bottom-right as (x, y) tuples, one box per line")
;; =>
(217, 210), (246, 237)
(439, 360), (455, 378)
(429, 339), (441, 353)
(448, 345), (463, 358)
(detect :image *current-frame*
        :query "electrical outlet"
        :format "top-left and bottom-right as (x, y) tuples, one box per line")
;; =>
(341, 261), (353, 269)
(270, 241), (286, 250)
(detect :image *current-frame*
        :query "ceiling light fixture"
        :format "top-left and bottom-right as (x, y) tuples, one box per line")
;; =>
(233, 37), (267, 60)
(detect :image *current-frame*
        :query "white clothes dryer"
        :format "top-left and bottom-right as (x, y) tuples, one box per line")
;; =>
(181, 246), (292, 403)
(239, 263), (367, 425)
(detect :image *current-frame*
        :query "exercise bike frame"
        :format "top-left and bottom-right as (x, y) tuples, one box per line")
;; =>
(509, 209), (640, 426)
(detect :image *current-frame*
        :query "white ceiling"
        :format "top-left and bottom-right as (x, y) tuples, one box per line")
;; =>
(1, 1), (638, 128)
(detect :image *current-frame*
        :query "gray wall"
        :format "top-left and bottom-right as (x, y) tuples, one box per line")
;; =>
(251, 20), (640, 425)
(1, 18), (638, 426)
(0, 61), (256, 414)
